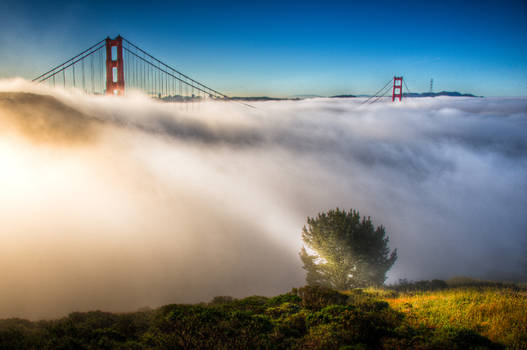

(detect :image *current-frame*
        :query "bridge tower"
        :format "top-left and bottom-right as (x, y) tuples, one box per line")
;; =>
(392, 76), (403, 102)
(105, 36), (125, 95)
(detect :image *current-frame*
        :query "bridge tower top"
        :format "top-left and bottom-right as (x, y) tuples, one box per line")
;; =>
(105, 35), (124, 96)
(392, 76), (403, 102)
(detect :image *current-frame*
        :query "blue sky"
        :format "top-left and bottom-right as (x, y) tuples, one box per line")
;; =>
(0, 0), (526, 97)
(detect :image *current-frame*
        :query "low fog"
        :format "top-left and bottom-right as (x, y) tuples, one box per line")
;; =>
(1, 79), (526, 319)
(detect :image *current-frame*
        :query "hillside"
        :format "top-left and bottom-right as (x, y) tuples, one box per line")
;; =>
(1, 282), (525, 349)
(229, 91), (479, 100)
(404, 91), (480, 98)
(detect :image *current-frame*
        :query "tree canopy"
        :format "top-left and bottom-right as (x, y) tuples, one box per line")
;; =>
(300, 208), (397, 289)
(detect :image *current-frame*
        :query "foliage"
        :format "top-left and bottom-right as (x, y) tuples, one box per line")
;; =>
(291, 285), (348, 310)
(209, 296), (235, 305)
(300, 208), (397, 289)
(265, 293), (302, 308)
(2, 285), (526, 349)
(446, 276), (520, 289)
(389, 278), (449, 292)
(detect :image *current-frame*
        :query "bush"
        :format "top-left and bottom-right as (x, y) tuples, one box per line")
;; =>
(292, 285), (348, 310)
(209, 296), (234, 305)
(389, 278), (448, 292)
(266, 293), (302, 307)
(0, 285), (511, 350)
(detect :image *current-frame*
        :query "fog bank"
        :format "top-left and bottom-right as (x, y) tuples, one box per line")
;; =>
(1, 79), (526, 319)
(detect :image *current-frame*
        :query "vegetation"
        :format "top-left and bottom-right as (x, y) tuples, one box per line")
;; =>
(2, 209), (522, 349)
(300, 208), (397, 289)
(387, 282), (527, 349)
(1, 281), (525, 349)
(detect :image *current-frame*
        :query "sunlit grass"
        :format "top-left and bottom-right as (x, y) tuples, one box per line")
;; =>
(386, 287), (527, 349)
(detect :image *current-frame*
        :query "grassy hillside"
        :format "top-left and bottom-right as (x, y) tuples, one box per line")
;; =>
(0, 283), (525, 349)
(387, 287), (527, 349)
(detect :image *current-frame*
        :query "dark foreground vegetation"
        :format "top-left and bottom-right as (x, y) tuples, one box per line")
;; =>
(1, 280), (526, 350)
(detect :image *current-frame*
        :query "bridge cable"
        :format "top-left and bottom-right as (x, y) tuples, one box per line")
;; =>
(32, 39), (105, 82)
(35, 44), (105, 83)
(122, 37), (229, 100)
(81, 60), (84, 92)
(123, 46), (255, 108)
(368, 84), (393, 105)
(360, 78), (393, 106)
(403, 79), (411, 95)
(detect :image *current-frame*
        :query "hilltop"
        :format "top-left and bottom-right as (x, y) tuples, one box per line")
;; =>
(230, 96), (299, 101)
(228, 91), (479, 101)
(404, 91), (480, 98)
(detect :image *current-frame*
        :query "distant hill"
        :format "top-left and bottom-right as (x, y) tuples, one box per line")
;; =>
(404, 91), (480, 98)
(230, 91), (480, 101)
(290, 94), (325, 99)
(230, 96), (298, 101)
(330, 94), (356, 98)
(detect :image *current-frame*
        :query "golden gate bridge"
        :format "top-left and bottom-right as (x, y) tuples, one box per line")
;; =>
(33, 35), (410, 104)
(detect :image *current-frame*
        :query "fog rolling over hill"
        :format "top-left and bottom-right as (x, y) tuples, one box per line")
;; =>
(0, 79), (526, 319)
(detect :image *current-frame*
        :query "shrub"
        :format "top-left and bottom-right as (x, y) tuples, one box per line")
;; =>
(292, 285), (348, 310)
(209, 296), (234, 305)
(389, 278), (448, 292)
(0, 285), (515, 349)
(266, 293), (302, 307)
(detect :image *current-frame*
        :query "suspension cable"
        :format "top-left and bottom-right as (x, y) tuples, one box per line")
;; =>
(36, 44), (105, 83)
(368, 84), (393, 105)
(123, 47), (223, 98)
(403, 79), (411, 95)
(32, 39), (105, 82)
(33, 35), (255, 108)
(122, 37), (228, 99)
(360, 78), (393, 105)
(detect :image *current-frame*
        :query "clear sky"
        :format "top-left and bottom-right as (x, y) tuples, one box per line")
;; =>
(1, 0), (526, 97)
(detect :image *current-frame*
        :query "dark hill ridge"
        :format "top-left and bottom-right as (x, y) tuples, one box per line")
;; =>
(230, 91), (479, 101)
(230, 96), (296, 101)
(330, 94), (357, 98)
(330, 91), (479, 98)
(404, 91), (480, 98)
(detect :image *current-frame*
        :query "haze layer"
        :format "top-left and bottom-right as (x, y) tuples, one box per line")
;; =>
(1, 80), (526, 319)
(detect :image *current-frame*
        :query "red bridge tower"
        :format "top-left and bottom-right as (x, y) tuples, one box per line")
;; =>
(105, 36), (125, 95)
(392, 76), (403, 102)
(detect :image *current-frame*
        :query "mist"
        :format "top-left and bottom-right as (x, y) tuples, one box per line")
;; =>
(1, 79), (526, 319)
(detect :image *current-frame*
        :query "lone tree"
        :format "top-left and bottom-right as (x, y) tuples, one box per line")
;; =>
(300, 208), (397, 289)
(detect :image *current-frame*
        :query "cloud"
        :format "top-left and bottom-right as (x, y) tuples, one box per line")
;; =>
(0, 91), (101, 144)
(0, 79), (526, 319)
